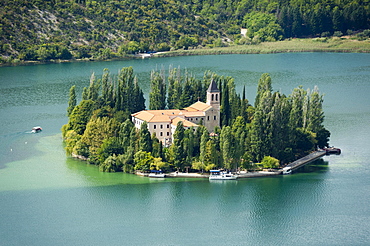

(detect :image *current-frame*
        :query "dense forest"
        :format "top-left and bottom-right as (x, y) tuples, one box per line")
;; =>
(1, 0), (369, 63)
(62, 67), (330, 173)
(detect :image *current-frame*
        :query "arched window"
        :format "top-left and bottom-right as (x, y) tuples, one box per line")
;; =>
(212, 94), (214, 101)
(216, 94), (218, 101)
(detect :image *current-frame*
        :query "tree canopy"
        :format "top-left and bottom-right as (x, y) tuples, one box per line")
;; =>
(1, 0), (369, 64)
(62, 67), (330, 173)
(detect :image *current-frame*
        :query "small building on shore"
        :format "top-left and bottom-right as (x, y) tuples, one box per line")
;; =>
(131, 80), (220, 144)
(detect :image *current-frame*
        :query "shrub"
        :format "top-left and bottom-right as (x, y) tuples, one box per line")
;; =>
(333, 31), (343, 37)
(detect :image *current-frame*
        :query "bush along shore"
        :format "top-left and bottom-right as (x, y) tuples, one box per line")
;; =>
(154, 37), (370, 58)
(62, 66), (331, 175)
(2, 36), (369, 67)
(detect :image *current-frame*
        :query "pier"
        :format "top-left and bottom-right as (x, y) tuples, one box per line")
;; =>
(138, 150), (332, 178)
(280, 150), (327, 174)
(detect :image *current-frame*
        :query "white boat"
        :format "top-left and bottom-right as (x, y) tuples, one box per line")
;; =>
(31, 126), (42, 133)
(148, 170), (166, 178)
(282, 167), (292, 175)
(209, 170), (237, 180)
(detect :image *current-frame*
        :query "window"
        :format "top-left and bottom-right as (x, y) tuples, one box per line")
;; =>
(160, 124), (163, 129)
(167, 124), (169, 128)
(167, 132), (170, 136)
(207, 116), (210, 121)
(154, 125), (156, 129)
(214, 115), (216, 120)
(160, 132), (163, 136)
(212, 94), (214, 101)
(216, 94), (218, 101)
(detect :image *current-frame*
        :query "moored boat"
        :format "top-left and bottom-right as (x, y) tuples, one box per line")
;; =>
(148, 170), (166, 178)
(282, 167), (292, 175)
(209, 170), (237, 180)
(323, 147), (341, 155)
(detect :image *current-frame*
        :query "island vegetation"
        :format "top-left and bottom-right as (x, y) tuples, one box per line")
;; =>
(62, 67), (330, 173)
(1, 0), (369, 65)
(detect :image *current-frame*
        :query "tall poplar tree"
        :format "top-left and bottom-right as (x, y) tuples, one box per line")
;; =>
(139, 121), (152, 153)
(255, 73), (272, 107)
(67, 85), (76, 117)
(172, 121), (186, 170)
(220, 126), (234, 170)
(149, 69), (166, 110)
(167, 66), (182, 109)
(220, 79), (230, 127)
(179, 74), (193, 108)
(101, 68), (114, 107)
(199, 128), (209, 165)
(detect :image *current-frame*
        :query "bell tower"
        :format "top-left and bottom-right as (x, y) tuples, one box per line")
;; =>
(206, 80), (220, 110)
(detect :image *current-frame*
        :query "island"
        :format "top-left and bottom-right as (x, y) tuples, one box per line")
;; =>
(62, 66), (331, 177)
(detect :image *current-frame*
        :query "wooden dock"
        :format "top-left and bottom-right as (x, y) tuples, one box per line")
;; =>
(280, 150), (326, 174)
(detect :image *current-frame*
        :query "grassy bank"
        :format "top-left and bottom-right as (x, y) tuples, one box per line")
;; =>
(2, 37), (369, 67)
(154, 38), (370, 57)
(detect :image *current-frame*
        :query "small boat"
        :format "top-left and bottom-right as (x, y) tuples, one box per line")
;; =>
(323, 147), (341, 155)
(31, 126), (42, 133)
(209, 170), (237, 180)
(148, 170), (166, 178)
(282, 167), (292, 175)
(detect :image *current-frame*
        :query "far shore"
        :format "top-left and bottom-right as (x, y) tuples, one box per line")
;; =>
(154, 37), (370, 58)
(1, 37), (369, 67)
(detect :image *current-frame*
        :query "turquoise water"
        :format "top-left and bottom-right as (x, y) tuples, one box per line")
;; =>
(0, 53), (369, 245)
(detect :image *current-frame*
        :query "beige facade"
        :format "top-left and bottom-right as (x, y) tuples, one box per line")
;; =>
(131, 80), (220, 144)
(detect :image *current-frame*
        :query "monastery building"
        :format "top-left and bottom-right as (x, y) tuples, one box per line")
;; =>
(131, 80), (220, 145)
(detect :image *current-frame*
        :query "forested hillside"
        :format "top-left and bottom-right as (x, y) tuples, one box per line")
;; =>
(1, 0), (369, 63)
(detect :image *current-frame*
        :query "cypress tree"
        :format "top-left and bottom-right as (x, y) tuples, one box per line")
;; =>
(139, 121), (152, 153)
(255, 73), (272, 108)
(199, 128), (209, 165)
(132, 78), (145, 112)
(149, 69), (166, 110)
(87, 72), (100, 102)
(220, 126), (234, 170)
(101, 68), (111, 106)
(220, 79), (230, 127)
(307, 86), (324, 134)
(167, 66), (182, 109)
(119, 119), (134, 152)
(179, 74), (193, 108)
(172, 121), (185, 170)
(67, 85), (77, 117)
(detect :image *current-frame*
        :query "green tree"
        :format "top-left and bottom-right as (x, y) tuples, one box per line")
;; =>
(67, 85), (77, 117)
(255, 73), (272, 108)
(97, 137), (124, 166)
(261, 156), (280, 169)
(99, 154), (119, 172)
(220, 79), (230, 127)
(220, 126), (234, 170)
(199, 128), (209, 165)
(67, 99), (95, 135)
(134, 151), (154, 172)
(172, 121), (186, 170)
(167, 66), (182, 109)
(149, 69), (166, 110)
(139, 121), (152, 153)
(78, 116), (120, 164)
(243, 12), (283, 42)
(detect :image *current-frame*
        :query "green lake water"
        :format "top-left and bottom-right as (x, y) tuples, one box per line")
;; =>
(0, 53), (369, 245)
